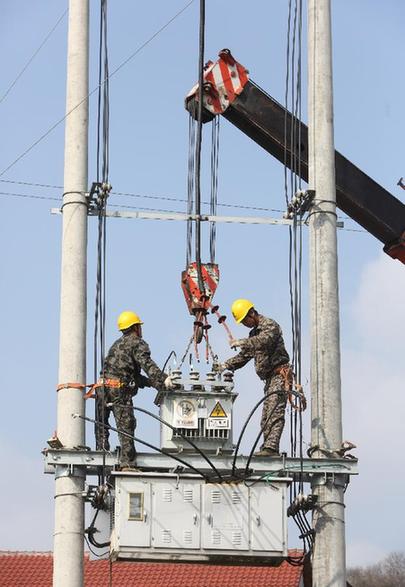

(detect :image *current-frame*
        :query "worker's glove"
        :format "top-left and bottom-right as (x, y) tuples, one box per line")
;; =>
(212, 362), (227, 374)
(164, 375), (176, 391)
(230, 338), (246, 350)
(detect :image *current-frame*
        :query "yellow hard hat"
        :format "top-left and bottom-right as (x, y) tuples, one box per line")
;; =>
(231, 299), (254, 323)
(117, 310), (143, 331)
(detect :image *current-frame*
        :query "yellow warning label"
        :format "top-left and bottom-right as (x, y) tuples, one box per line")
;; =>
(209, 402), (227, 418)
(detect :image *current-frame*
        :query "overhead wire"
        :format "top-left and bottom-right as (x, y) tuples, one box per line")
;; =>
(0, 0), (196, 177)
(0, 187), (366, 233)
(0, 180), (287, 213)
(0, 189), (367, 233)
(0, 8), (68, 105)
(283, 0), (312, 564)
(93, 0), (110, 490)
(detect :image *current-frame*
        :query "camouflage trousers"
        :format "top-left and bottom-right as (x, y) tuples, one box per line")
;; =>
(95, 386), (137, 467)
(260, 373), (288, 453)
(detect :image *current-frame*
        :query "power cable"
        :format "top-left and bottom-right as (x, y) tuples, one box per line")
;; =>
(0, 8), (68, 105)
(244, 393), (284, 476)
(75, 414), (210, 481)
(0, 179), (287, 212)
(93, 0), (111, 489)
(283, 0), (310, 564)
(231, 393), (269, 476)
(114, 404), (224, 480)
(0, 0), (195, 177)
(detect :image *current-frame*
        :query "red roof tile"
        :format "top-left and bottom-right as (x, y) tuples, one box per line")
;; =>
(0, 551), (303, 587)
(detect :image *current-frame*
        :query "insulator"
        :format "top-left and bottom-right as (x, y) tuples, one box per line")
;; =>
(189, 370), (200, 381)
(223, 371), (234, 382)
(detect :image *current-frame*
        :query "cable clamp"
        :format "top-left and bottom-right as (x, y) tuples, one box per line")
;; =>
(283, 189), (315, 219)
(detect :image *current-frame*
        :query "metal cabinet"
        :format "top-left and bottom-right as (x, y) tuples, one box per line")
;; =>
(250, 482), (285, 552)
(112, 474), (289, 562)
(115, 478), (151, 547)
(202, 484), (249, 550)
(152, 482), (200, 549)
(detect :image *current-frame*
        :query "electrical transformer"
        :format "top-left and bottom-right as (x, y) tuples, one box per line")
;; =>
(107, 367), (290, 563)
(155, 367), (237, 454)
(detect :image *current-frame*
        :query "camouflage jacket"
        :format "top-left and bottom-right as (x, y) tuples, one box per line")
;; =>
(224, 314), (290, 381)
(103, 331), (166, 391)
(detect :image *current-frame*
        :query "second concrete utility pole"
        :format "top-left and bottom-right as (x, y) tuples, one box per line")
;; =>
(308, 0), (346, 585)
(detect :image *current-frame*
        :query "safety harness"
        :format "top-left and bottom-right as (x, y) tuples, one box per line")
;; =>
(272, 364), (307, 412)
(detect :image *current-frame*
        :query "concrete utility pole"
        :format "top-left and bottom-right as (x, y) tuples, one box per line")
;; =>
(53, 1), (89, 586)
(307, 1), (346, 586)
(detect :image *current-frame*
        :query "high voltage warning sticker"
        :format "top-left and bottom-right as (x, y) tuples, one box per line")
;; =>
(209, 402), (227, 418)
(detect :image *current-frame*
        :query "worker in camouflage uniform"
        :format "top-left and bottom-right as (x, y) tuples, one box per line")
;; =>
(95, 310), (174, 470)
(217, 299), (292, 457)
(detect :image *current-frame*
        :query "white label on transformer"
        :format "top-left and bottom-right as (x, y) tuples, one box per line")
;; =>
(173, 399), (198, 429)
(206, 417), (230, 429)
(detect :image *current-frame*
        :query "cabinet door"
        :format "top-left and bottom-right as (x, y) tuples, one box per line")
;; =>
(250, 484), (286, 553)
(152, 482), (200, 549)
(116, 479), (151, 547)
(202, 484), (249, 550)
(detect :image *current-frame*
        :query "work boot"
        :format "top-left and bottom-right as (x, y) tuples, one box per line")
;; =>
(254, 448), (279, 457)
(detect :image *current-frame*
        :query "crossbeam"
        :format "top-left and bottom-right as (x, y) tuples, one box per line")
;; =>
(51, 207), (344, 227)
(43, 448), (357, 481)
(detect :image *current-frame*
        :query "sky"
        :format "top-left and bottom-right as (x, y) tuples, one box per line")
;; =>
(0, 0), (404, 570)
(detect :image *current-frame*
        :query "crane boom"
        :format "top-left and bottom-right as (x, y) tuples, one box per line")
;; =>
(186, 50), (405, 263)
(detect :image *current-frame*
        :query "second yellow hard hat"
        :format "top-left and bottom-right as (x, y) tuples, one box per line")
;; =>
(231, 299), (254, 323)
(117, 310), (143, 331)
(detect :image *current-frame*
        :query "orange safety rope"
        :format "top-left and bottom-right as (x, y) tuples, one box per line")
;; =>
(56, 378), (124, 400)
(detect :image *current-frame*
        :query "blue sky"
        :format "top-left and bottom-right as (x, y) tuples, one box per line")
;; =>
(1, 0), (404, 568)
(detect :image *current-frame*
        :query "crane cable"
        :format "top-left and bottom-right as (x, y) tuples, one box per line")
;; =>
(209, 115), (220, 263)
(185, 0), (223, 364)
(193, 0), (206, 293)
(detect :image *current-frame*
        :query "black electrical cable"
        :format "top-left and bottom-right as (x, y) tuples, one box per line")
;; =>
(93, 0), (110, 489)
(86, 507), (111, 549)
(283, 0), (311, 563)
(231, 393), (270, 476)
(244, 392), (285, 476)
(84, 535), (110, 558)
(161, 350), (177, 374)
(128, 405), (224, 480)
(283, 0), (293, 209)
(75, 414), (211, 481)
